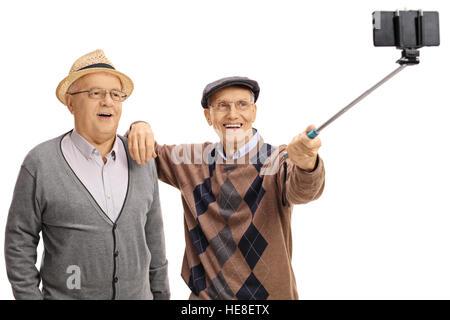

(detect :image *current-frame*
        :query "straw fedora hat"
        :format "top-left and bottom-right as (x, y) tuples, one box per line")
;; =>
(56, 49), (134, 104)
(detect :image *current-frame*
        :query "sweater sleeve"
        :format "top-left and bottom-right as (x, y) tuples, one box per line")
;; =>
(145, 160), (170, 300)
(154, 142), (186, 189)
(4, 165), (43, 300)
(277, 146), (326, 206)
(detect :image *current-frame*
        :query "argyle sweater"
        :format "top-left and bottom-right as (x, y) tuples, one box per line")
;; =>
(155, 133), (325, 300)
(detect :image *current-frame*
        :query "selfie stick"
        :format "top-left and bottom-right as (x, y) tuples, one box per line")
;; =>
(306, 49), (419, 139)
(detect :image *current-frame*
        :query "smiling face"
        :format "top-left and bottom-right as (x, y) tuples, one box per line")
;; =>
(204, 86), (257, 151)
(65, 72), (123, 145)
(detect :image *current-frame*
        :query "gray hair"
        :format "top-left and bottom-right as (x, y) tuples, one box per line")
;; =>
(67, 79), (80, 94)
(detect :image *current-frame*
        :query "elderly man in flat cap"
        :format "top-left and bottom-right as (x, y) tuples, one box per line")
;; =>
(127, 76), (325, 300)
(5, 50), (169, 300)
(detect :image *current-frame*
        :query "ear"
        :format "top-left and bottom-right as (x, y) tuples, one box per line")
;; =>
(65, 94), (75, 115)
(251, 104), (257, 122)
(204, 108), (212, 126)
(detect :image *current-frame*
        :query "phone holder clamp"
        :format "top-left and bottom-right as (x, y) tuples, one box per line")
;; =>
(397, 49), (420, 65)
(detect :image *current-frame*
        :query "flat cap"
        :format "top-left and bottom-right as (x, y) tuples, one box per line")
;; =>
(201, 76), (260, 108)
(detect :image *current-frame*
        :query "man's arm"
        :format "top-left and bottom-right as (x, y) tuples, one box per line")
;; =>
(280, 153), (325, 205)
(281, 124), (325, 205)
(4, 166), (43, 300)
(126, 121), (187, 189)
(126, 121), (156, 165)
(145, 160), (170, 300)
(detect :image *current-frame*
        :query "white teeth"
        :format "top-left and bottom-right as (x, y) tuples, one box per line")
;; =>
(224, 124), (242, 128)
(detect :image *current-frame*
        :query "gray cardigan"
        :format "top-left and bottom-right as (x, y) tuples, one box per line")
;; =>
(4, 132), (170, 300)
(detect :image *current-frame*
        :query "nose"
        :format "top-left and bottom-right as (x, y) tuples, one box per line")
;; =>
(101, 92), (115, 107)
(227, 103), (239, 118)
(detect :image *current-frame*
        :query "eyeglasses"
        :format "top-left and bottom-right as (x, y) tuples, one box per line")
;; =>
(68, 88), (128, 102)
(209, 100), (254, 112)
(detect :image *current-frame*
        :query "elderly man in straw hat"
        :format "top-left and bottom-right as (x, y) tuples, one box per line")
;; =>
(126, 76), (325, 300)
(5, 50), (169, 300)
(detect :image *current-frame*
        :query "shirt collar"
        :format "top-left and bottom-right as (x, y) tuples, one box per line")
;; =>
(70, 129), (118, 161)
(217, 128), (261, 160)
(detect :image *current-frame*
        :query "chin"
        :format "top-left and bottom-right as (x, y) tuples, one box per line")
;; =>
(96, 126), (118, 136)
(214, 127), (253, 144)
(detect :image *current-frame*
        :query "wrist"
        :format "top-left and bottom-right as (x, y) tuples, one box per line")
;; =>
(296, 156), (318, 172)
(130, 120), (148, 130)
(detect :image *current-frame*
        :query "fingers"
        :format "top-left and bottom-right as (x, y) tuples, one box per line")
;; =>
(128, 133), (137, 162)
(304, 124), (316, 134)
(132, 134), (142, 164)
(145, 135), (155, 162)
(128, 139), (135, 161)
(138, 133), (146, 165)
(128, 121), (156, 164)
(301, 136), (322, 153)
(288, 125), (321, 170)
(299, 125), (321, 147)
(130, 133), (154, 164)
(290, 130), (321, 155)
(128, 124), (139, 162)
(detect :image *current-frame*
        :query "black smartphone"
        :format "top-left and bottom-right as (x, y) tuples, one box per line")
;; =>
(373, 10), (440, 49)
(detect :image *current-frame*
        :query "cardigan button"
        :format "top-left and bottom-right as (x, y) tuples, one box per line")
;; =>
(114, 277), (119, 283)
(114, 251), (119, 257)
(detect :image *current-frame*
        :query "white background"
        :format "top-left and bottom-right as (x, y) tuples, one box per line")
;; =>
(0, 0), (449, 300)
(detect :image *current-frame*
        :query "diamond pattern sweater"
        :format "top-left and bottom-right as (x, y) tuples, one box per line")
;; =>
(155, 133), (325, 300)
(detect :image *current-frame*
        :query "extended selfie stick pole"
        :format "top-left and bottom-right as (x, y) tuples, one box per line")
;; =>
(306, 49), (419, 139)
(306, 64), (406, 138)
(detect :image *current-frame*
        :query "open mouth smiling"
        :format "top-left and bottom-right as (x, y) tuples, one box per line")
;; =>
(97, 113), (112, 118)
(223, 123), (243, 130)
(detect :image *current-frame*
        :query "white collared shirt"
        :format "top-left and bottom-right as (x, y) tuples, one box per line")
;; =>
(216, 130), (261, 160)
(61, 129), (128, 222)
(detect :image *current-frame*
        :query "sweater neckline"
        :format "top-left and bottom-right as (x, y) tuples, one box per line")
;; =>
(57, 130), (131, 226)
